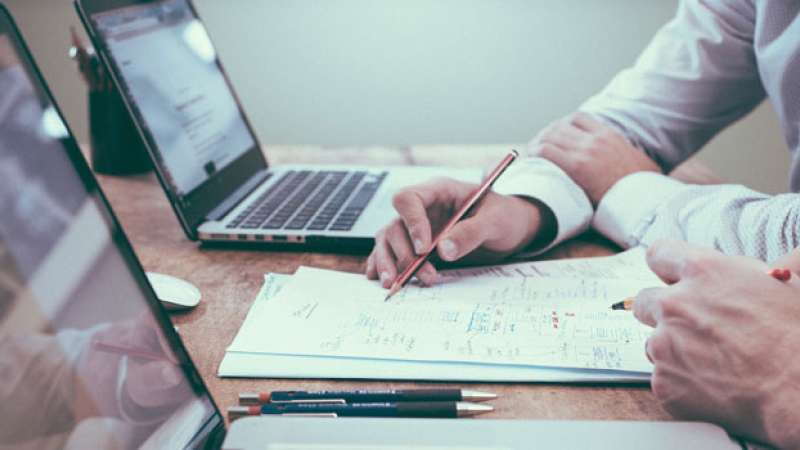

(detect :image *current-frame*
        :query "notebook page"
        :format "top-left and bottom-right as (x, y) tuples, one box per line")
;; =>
(228, 251), (662, 372)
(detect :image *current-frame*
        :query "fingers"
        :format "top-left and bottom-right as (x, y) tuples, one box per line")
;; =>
(366, 253), (377, 279)
(569, 111), (605, 132)
(372, 233), (398, 287)
(369, 220), (439, 287)
(533, 143), (575, 171)
(126, 361), (186, 408)
(383, 221), (438, 286)
(392, 180), (455, 255)
(437, 215), (491, 262)
(632, 287), (668, 327)
(645, 240), (709, 284)
(771, 247), (800, 276)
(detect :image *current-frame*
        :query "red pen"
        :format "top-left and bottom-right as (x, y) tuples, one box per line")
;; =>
(384, 150), (519, 302)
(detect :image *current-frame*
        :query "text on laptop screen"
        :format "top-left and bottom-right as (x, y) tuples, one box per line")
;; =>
(0, 29), (216, 449)
(91, 0), (256, 197)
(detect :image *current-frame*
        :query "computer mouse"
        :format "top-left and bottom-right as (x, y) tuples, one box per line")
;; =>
(146, 272), (202, 311)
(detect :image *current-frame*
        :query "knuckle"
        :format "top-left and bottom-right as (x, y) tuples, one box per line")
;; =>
(586, 135), (604, 151)
(566, 112), (582, 124)
(650, 368), (671, 402)
(600, 127), (618, 141)
(391, 190), (415, 210)
(681, 254), (716, 278)
(647, 331), (671, 363)
(538, 144), (556, 159)
(659, 293), (687, 319)
(645, 243), (663, 262)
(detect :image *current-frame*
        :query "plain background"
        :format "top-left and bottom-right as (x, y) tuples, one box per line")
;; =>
(4, 0), (791, 194)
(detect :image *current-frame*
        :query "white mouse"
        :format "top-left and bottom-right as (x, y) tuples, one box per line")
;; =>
(146, 272), (202, 311)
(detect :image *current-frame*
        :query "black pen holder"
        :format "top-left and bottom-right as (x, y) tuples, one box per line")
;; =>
(82, 58), (152, 175)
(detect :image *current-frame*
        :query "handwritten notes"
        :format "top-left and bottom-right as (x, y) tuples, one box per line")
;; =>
(228, 249), (661, 373)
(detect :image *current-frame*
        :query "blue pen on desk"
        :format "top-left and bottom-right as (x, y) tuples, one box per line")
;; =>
(240, 389), (497, 405)
(228, 401), (492, 420)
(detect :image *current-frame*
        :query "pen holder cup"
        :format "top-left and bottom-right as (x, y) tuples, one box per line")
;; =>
(79, 56), (152, 176)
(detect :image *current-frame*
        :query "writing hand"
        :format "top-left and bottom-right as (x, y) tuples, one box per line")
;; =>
(633, 240), (800, 448)
(532, 112), (660, 205)
(366, 177), (549, 287)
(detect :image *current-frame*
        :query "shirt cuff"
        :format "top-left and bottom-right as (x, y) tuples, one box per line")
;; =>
(492, 157), (593, 255)
(593, 172), (689, 248)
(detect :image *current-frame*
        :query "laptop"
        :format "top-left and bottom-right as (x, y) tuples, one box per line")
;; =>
(74, 0), (479, 251)
(0, 5), (746, 450)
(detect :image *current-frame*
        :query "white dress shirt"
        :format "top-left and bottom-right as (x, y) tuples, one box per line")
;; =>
(493, 0), (800, 262)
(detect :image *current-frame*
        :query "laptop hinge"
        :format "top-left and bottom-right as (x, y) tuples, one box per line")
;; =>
(206, 170), (270, 222)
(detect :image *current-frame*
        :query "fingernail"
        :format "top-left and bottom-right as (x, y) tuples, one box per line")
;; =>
(439, 240), (457, 260)
(380, 272), (391, 285)
(413, 239), (425, 254)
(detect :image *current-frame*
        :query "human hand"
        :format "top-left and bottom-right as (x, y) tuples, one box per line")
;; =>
(76, 314), (191, 420)
(366, 177), (553, 287)
(634, 240), (800, 448)
(531, 112), (661, 205)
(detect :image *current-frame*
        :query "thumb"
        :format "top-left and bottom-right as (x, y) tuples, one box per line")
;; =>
(437, 216), (490, 262)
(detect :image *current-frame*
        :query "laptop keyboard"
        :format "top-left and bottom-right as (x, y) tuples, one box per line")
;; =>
(226, 170), (387, 232)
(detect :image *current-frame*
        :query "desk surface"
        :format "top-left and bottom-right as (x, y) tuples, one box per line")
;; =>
(93, 145), (719, 423)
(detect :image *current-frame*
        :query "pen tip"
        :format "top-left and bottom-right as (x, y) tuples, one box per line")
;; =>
(456, 402), (494, 417)
(461, 390), (498, 402)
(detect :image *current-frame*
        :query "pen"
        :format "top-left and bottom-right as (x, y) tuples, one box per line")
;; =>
(239, 389), (497, 405)
(384, 149), (519, 301)
(610, 267), (793, 311)
(227, 401), (493, 420)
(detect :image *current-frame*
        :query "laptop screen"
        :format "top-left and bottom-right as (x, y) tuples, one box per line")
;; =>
(85, 0), (266, 232)
(0, 8), (220, 449)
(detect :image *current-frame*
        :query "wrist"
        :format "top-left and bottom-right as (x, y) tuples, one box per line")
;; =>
(760, 380), (800, 449)
(510, 196), (556, 254)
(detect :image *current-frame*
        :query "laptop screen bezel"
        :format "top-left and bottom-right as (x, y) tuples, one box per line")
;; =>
(0, 3), (226, 446)
(75, 0), (269, 240)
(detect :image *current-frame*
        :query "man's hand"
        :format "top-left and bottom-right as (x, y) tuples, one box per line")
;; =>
(76, 314), (191, 420)
(532, 112), (661, 205)
(634, 240), (800, 448)
(366, 177), (553, 287)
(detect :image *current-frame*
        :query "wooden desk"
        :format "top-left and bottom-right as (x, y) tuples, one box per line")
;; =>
(94, 145), (718, 423)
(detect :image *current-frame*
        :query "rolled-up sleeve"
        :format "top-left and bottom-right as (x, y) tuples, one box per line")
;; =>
(595, 172), (800, 262)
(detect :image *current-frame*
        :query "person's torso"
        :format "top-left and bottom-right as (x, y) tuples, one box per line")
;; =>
(752, 1), (800, 190)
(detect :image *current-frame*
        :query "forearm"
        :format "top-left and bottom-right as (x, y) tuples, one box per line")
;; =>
(580, 0), (764, 171)
(595, 172), (800, 262)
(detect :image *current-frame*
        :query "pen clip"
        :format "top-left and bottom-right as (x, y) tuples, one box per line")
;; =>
(281, 413), (339, 418)
(271, 399), (347, 405)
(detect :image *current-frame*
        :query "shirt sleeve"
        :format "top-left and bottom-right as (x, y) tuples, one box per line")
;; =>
(595, 172), (800, 263)
(580, 0), (765, 171)
(493, 157), (593, 255)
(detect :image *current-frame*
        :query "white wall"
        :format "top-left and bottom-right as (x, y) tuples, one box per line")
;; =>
(4, 0), (790, 193)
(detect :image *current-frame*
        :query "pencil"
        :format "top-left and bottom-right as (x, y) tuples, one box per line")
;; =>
(384, 149), (519, 302)
(610, 267), (793, 311)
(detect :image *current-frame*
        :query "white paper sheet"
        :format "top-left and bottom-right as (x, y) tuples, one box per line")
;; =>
(224, 250), (661, 376)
